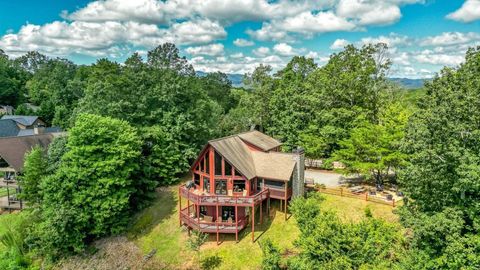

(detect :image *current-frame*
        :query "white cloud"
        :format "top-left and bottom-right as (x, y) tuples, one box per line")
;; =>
(233, 38), (254, 47)
(279, 11), (356, 34)
(0, 19), (226, 56)
(446, 0), (480, 23)
(246, 23), (291, 42)
(360, 33), (410, 48)
(420, 32), (480, 46)
(414, 49), (464, 66)
(273, 43), (297, 56)
(230, 52), (244, 58)
(252, 46), (270, 57)
(186, 43), (224, 56)
(330, 39), (349, 49)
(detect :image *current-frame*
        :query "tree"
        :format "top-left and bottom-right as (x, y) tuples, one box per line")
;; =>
(33, 114), (141, 258)
(147, 43), (194, 76)
(288, 193), (404, 269)
(18, 146), (46, 205)
(0, 55), (29, 106)
(200, 72), (235, 113)
(302, 44), (392, 157)
(260, 239), (281, 270)
(332, 103), (409, 185)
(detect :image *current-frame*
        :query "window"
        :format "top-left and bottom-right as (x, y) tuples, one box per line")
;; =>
(214, 151), (222, 175)
(0, 157), (8, 168)
(225, 161), (232, 176)
(233, 180), (245, 193)
(199, 157), (203, 172)
(215, 179), (227, 195)
(194, 173), (200, 186)
(203, 177), (210, 193)
(264, 180), (285, 189)
(234, 169), (241, 176)
(205, 153), (210, 174)
(221, 206), (235, 221)
(251, 179), (255, 193)
(200, 206), (207, 216)
(257, 178), (262, 190)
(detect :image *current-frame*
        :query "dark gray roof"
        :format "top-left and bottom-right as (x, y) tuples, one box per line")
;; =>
(0, 133), (56, 171)
(0, 120), (20, 137)
(1, 115), (39, 127)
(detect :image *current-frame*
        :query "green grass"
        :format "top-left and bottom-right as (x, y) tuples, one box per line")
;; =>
(129, 184), (400, 269)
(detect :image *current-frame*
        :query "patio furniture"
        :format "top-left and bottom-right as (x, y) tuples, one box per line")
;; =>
(242, 190), (247, 196)
(203, 215), (213, 222)
(227, 217), (233, 223)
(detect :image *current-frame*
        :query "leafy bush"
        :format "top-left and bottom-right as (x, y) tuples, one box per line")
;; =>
(200, 254), (222, 270)
(260, 239), (281, 270)
(187, 230), (208, 252)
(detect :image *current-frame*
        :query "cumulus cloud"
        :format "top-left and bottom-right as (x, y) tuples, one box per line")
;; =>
(336, 0), (403, 26)
(360, 33), (410, 48)
(186, 43), (224, 56)
(420, 32), (480, 46)
(273, 43), (298, 56)
(0, 19), (226, 56)
(233, 38), (254, 47)
(414, 49), (464, 66)
(330, 39), (349, 49)
(252, 46), (270, 57)
(446, 0), (480, 23)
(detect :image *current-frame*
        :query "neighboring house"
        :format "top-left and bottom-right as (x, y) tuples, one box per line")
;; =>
(179, 130), (305, 243)
(0, 105), (14, 115)
(0, 116), (63, 210)
(1, 115), (46, 129)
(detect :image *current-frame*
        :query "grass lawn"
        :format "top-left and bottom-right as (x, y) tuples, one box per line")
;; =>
(128, 184), (400, 270)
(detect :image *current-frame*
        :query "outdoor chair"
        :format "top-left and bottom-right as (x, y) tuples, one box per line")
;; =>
(203, 215), (213, 222)
(227, 217), (233, 223)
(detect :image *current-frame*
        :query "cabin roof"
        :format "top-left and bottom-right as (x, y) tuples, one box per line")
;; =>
(1, 115), (41, 127)
(0, 119), (20, 137)
(237, 130), (281, 151)
(198, 131), (295, 181)
(0, 133), (61, 171)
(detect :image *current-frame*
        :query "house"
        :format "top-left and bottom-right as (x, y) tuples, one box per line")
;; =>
(1, 115), (46, 129)
(0, 116), (63, 210)
(179, 130), (305, 244)
(0, 105), (14, 115)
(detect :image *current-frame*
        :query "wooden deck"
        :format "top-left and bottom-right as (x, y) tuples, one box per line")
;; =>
(180, 207), (247, 233)
(180, 185), (269, 207)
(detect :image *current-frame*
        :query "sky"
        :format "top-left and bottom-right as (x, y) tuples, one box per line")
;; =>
(1, 0), (480, 78)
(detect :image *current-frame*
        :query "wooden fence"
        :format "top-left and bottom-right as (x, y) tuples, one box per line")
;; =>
(307, 185), (398, 207)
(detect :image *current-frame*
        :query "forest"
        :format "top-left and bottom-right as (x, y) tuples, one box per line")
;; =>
(0, 43), (479, 269)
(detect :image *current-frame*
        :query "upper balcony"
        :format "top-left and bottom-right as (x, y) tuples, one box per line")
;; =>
(179, 185), (269, 206)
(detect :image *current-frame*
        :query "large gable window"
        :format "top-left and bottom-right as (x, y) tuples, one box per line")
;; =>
(224, 161), (232, 176)
(203, 177), (211, 193)
(214, 151), (222, 175)
(233, 180), (245, 193)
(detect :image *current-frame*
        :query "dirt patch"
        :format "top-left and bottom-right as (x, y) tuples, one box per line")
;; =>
(54, 236), (166, 270)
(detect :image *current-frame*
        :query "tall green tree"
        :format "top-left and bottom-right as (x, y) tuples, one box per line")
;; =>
(398, 46), (480, 268)
(33, 114), (141, 258)
(0, 52), (29, 106)
(18, 146), (46, 205)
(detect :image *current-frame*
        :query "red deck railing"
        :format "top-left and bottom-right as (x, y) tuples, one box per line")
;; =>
(180, 206), (247, 233)
(179, 185), (269, 206)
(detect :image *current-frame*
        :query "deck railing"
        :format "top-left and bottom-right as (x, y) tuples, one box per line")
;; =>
(180, 206), (247, 233)
(180, 185), (269, 206)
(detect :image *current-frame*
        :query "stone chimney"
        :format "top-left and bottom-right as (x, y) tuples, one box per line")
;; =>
(33, 127), (45, 135)
(292, 147), (305, 198)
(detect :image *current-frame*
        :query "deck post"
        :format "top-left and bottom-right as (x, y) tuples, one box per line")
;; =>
(179, 186), (182, 226)
(260, 201), (263, 225)
(284, 183), (288, 220)
(216, 203), (219, 245)
(235, 200), (238, 243)
(251, 204), (255, 242)
(267, 196), (270, 216)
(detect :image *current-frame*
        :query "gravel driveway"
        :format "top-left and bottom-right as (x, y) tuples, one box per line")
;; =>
(305, 169), (343, 187)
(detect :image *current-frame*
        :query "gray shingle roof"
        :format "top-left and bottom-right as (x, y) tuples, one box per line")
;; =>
(1, 115), (39, 127)
(238, 130), (282, 151)
(0, 120), (20, 137)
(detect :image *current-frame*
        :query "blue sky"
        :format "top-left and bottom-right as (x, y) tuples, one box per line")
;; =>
(1, 0), (479, 78)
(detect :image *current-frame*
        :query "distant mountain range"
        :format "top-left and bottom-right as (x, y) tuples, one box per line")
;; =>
(197, 71), (426, 89)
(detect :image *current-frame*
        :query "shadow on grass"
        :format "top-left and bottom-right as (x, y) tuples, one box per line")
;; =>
(127, 186), (177, 239)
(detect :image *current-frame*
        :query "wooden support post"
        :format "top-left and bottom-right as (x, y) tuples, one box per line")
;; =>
(216, 203), (219, 245)
(365, 193), (368, 201)
(197, 204), (200, 224)
(340, 187), (343, 197)
(284, 183), (288, 220)
(267, 197), (270, 216)
(393, 199), (395, 207)
(260, 201), (263, 225)
(251, 205), (255, 242)
(179, 187), (182, 226)
(235, 204), (238, 243)
(280, 199), (282, 211)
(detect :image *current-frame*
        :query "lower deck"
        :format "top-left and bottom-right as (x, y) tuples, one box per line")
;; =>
(180, 206), (247, 234)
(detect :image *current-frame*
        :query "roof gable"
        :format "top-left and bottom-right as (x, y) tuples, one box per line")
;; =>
(1, 115), (39, 126)
(238, 130), (281, 151)
(0, 119), (20, 137)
